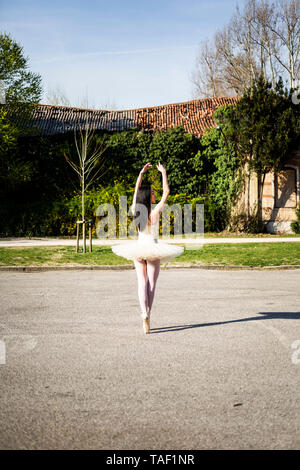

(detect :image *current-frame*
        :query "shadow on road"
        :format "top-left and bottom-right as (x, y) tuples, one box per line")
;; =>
(150, 312), (300, 334)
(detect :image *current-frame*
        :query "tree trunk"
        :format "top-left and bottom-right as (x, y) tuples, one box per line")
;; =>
(82, 181), (85, 222)
(257, 170), (262, 223)
(82, 176), (85, 252)
(257, 170), (266, 225)
(247, 168), (251, 217)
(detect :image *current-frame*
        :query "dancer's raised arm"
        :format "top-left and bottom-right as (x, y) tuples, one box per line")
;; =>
(150, 162), (170, 224)
(130, 162), (152, 215)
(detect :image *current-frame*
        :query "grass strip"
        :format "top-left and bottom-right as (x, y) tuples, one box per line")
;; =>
(0, 242), (300, 268)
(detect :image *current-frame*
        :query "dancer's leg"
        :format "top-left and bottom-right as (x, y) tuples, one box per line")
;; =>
(146, 260), (160, 313)
(134, 259), (149, 317)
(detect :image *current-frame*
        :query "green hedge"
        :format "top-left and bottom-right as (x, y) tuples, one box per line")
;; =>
(1, 120), (242, 236)
(291, 200), (300, 234)
(0, 182), (227, 237)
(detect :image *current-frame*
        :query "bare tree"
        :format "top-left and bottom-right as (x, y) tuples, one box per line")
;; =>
(215, 22), (260, 94)
(46, 85), (71, 106)
(191, 14), (261, 96)
(269, 0), (300, 88)
(97, 97), (118, 110)
(46, 85), (118, 110)
(192, 0), (300, 97)
(245, 0), (280, 87)
(230, 8), (260, 88)
(64, 114), (109, 251)
(191, 39), (230, 97)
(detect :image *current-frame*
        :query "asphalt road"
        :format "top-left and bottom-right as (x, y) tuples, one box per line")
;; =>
(0, 268), (300, 450)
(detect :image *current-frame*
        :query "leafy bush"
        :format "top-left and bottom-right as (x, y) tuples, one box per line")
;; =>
(229, 203), (268, 234)
(0, 182), (223, 237)
(291, 201), (300, 234)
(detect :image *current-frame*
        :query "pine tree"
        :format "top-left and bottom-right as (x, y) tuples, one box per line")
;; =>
(0, 33), (42, 113)
(0, 33), (43, 194)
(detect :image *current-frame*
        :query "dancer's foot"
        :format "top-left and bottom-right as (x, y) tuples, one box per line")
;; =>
(143, 316), (150, 334)
(141, 312), (150, 334)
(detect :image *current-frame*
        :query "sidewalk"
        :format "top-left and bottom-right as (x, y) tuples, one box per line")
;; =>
(1, 236), (300, 247)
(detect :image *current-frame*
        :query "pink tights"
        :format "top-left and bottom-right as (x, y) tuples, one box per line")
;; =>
(134, 259), (160, 318)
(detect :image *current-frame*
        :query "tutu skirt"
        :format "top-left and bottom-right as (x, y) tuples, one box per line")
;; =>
(111, 232), (184, 262)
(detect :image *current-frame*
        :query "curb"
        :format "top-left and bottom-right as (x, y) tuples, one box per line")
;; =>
(0, 265), (134, 272)
(1, 264), (300, 272)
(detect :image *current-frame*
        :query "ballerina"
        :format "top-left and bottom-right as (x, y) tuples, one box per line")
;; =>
(112, 162), (184, 334)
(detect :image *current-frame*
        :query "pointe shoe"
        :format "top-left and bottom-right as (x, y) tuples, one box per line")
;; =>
(141, 312), (150, 334)
(143, 316), (150, 334)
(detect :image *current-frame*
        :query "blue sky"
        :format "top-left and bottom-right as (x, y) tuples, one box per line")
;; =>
(1, 0), (241, 109)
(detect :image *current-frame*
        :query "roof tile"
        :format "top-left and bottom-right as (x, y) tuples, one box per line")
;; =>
(15, 97), (240, 137)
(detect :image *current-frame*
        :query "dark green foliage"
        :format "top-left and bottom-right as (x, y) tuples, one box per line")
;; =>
(0, 107), (18, 161)
(1, 110), (247, 235)
(104, 129), (148, 184)
(105, 126), (202, 194)
(198, 125), (243, 232)
(148, 127), (202, 194)
(0, 124), (232, 235)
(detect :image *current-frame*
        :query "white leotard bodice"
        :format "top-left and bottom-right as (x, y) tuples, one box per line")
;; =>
(138, 219), (159, 243)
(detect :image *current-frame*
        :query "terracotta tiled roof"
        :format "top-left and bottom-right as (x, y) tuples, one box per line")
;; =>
(15, 97), (240, 138)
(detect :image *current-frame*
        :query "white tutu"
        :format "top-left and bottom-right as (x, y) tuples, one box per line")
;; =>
(111, 227), (184, 262)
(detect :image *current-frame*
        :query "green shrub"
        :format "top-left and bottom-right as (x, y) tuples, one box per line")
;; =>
(0, 183), (218, 237)
(291, 201), (300, 234)
(229, 206), (268, 234)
